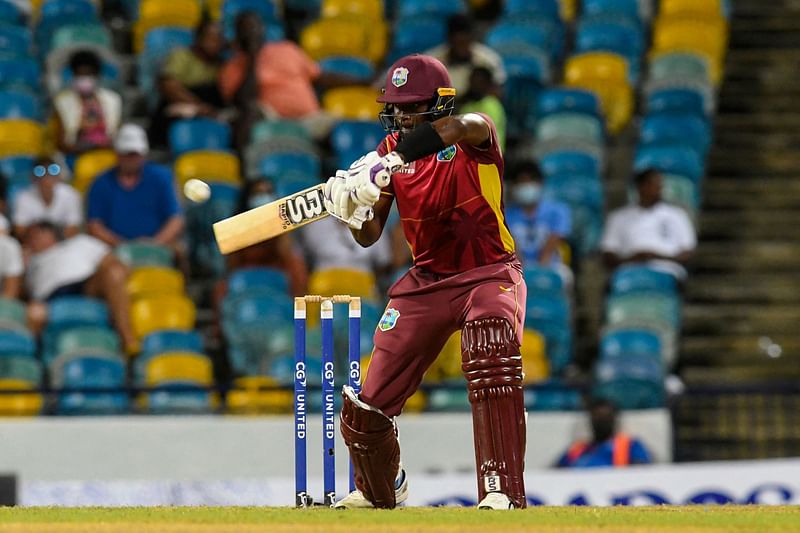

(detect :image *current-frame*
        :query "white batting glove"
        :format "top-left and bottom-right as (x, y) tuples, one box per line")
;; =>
(345, 151), (404, 207)
(323, 171), (374, 229)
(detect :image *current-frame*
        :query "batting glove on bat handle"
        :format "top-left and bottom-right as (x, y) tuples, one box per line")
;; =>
(369, 151), (404, 188)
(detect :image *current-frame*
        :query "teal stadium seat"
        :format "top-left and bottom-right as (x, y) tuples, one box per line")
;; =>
(0, 90), (40, 120)
(0, 0), (25, 25)
(0, 297), (26, 330)
(115, 242), (174, 268)
(168, 118), (232, 156)
(227, 267), (290, 298)
(186, 183), (239, 277)
(0, 356), (42, 384)
(0, 25), (31, 59)
(42, 296), (111, 363)
(0, 329), (36, 358)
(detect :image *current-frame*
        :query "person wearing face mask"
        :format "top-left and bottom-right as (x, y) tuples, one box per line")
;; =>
(12, 157), (82, 239)
(52, 50), (122, 161)
(504, 161), (572, 275)
(556, 397), (652, 468)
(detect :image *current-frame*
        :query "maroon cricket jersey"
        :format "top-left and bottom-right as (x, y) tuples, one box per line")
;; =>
(377, 114), (516, 275)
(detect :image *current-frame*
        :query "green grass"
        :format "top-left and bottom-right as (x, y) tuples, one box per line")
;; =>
(0, 506), (799, 532)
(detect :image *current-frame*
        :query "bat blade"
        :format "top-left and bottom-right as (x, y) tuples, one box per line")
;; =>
(213, 183), (329, 254)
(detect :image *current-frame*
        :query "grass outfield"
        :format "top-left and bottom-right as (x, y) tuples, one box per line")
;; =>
(0, 506), (799, 532)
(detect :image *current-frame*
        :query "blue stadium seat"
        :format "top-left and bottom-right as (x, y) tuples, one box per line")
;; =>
(146, 383), (214, 414)
(319, 56), (374, 80)
(186, 183), (239, 277)
(0, 24), (31, 59)
(42, 296), (111, 363)
(0, 58), (40, 91)
(639, 113), (711, 158)
(58, 391), (129, 415)
(168, 118), (232, 156)
(503, 0), (560, 19)
(606, 293), (681, 330)
(388, 17), (446, 63)
(610, 266), (678, 296)
(537, 87), (602, 119)
(634, 145), (704, 183)
(141, 330), (203, 359)
(0, 0), (24, 25)
(544, 173), (604, 256)
(593, 353), (664, 409)
(524, 379), (583, 411)
(539, 150), (601, 177)
(0, 90), (39, 120)
(582, 0), (641, 20)
(271, 353), (323, 387)
(274, 174), (320, 197)
(502, 50), (549, 141)
(227, 267), (290, 298)
(646, 87), (708, 117)
(535, 112), (604, 147)
(330, 120), (386, 170)
(575, 18), (643, 82)
(523, 266), (565, 299)
(600, 329), (662, 362)
(257, 152), (321, 181)
(40, 0), (97, 19)
(0, 156), (33, 182)
(138, 27), (193, 110)
(0, 355), (42, 384)
(35, 0), (99, 57)
(396, 0), (465, 18)
(486, 21), (554, 56)
(0, 330), (35, 358)
(525, 296), (572, 373)
(56, 355), (126, 389)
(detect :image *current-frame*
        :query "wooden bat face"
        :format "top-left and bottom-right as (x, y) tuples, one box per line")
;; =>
(213, 184), (328, 254)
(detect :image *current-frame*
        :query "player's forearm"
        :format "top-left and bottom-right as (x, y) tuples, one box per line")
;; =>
(350, 218), (383, 248)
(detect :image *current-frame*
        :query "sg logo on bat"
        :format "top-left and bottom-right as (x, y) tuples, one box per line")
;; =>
(281, 188), (326, 228)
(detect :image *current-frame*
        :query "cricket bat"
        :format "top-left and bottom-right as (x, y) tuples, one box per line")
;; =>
(213, 184), (328, 254)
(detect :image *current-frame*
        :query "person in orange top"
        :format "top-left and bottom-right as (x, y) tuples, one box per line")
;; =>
(219, 11), (367, 147)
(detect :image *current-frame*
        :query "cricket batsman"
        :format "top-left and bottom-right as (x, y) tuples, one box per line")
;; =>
(323, 54), (527, 510)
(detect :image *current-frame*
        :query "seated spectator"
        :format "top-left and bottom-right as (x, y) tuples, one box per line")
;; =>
(150, 18), (226, 148)
(460, 66), (507, 148)
(0, 172), (9, 235)
(219, 11), (364, 146)
(601, 169), (696, 281)
(53, 50), (122, 162)
(86, 124), (184, 249)
(12, 157), (82, 239)
(23, 221), (137, 353)
(0, 231), (23, 299)
(556, 397), (653, 468)
(425, 14), (506, 97)
(505, 161), (572, 277)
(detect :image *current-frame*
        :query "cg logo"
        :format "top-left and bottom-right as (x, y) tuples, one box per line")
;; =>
(294, 362), (306, 384)
(349, 361), (361, 382)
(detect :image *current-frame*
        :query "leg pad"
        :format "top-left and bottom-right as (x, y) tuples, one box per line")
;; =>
(462, 317), (527, 509)
(340, 386), (401, 508)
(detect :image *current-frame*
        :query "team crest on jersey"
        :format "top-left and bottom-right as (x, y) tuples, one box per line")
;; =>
(391, 67), (409, 87)
(378, 308), (400, 331)
(437, 145), (457, 162)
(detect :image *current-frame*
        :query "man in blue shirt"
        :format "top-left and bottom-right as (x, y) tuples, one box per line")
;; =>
(556, 397), (653, 468)
(504, 161), (571, 269)
(87, 124), (184, 248)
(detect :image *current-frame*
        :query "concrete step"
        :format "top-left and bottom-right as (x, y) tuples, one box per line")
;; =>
(685, 275), (800, 304)
(683, 304), (800, 335)
(680, 334), (800, 368)
(698, 211), (800, 237)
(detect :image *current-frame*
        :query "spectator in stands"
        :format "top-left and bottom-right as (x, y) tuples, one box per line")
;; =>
(504, 161), (572, 279)
(86, 124), (184, 249)
(12, 157), (82, 239)
(150, 18), (226, 148)
(601, 169), (696, 281)
(0, 172), (8, 235)
(459, 66), (507, 148)
(556, 397), (652, 468)
(53, 50), (122, 162)
(219, 11), (365, 147)
(0, 230), (23, 299)
(425, 14), (506, 97)
(23, 221), (137, 353)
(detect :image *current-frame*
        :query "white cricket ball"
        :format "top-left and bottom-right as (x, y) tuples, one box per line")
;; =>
(183, 178), (211, 203)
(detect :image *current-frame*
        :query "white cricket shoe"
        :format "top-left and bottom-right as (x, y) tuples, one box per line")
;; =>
(477, 492), (514, 510)
(334, 469), (408, 509)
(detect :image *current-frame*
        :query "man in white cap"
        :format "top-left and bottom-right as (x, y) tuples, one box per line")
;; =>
(86, 123), (184, 248)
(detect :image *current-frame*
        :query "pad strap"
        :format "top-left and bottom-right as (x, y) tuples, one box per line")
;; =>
(462, 317), (527, 509)
(340, 385), (401, 508)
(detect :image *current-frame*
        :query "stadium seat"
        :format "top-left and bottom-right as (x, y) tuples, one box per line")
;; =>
(0, 119), (43, 157)
(539, 150), (602, 177)
(42, 296), (111, 362)
(521, 328), (549, 383)
(0, 356), (42, 385)
(661, 173), (699, 214)
(53, 326), (121, 360)
(330, 120), (386, 169)
(0, 90), (39, 121)
(186, 183), (239, 277)
(649, 52), (711, 85)
(220, 0), (282, 41)
(0, 380), (43, 415)
(646, 86), (710, 117)
(610, 266), (678, 296)
(132, 0), (202, 52)
(143, 384), (217, 414)
(0, 329), (36, 358)
(308, 268), (379, 302)
(0, 58), (40, 92)
(537, 87), (603, 119)
(639, 113), (711, 158)
(273, 174), (320, 198)
(137, 26), (194, 110)
(140, 330), (203, 359)
(523, 266), (566, 299)
(524, 379), (583, 411)
(634, 144), (704, 183)
(659, 0), (725, 19)
(319, 56), (375, 81)
(222, 294), (294, 375)
(485, 21), (555, 58)
(396, 0), (465, 18)
(226, 375), (293, 414)
(606, 293), (680, 330)
(535, 112), (604, 147)
(575, 18), (643, 82)
(0, 0), (25, 25)
(388, 17), (447, 63)
(502, 51), (550, 140)
(525, 296), (572, 373)
(249, 120), (312, 146)
(503, 0), (559, 19)
(115, 242), (174, 268)
(544, 173), (604, 256)
(601, 329), (662, 362)
(652, 17), (727, 84)
(322, 87), (383, 121)
(168, 118), (232, 156)
(174, 150), (240, 189)
(300, 17), (373, 62)
(227, 267), (290, 298)
(0, 156), (33, 186)
(322, 0), (383, 19)
(257, 151), (321, 182)
(126, 266), (185, 301)
(58, 390), (129, 415)
(0, 25), (31, 59)
(144, 351), (213, 386)
(427, 384), (470, 412)
(130, 295), (196, 340)
(0, 297), (26, 330)
(564, 52), (633, 134)
(593, 353), (664, 409)
(581, 0), (641, 21)
(71, 149), (117, 194)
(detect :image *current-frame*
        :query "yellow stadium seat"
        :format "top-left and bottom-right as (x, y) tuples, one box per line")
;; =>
(322, 87), (383, 121)
(659, 0), (725, 19)
(521, 328), (549, 383)
(226, 376), (292, 414)
(300, 17), (388, 62)
(424, 331), (462, 383)
(0, 379), (43, 416)
(127, 266), (185, 301)
(308, 268), (378, 301)
(565, 53), (632, 134)
(559, 0), (576, 21)
(404, 390), (427, 413)
(652, 17), (727, 84)
(145, 351), (213, 386)
(133, 0), (202, 52)
(72, 149), (117, 194)
(0, 120), (44, 158)
(174, 150), (241, 189)
(205, 0), (224, 19)
(322, 0), (383, 20)
(131, 295), (196, 340)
